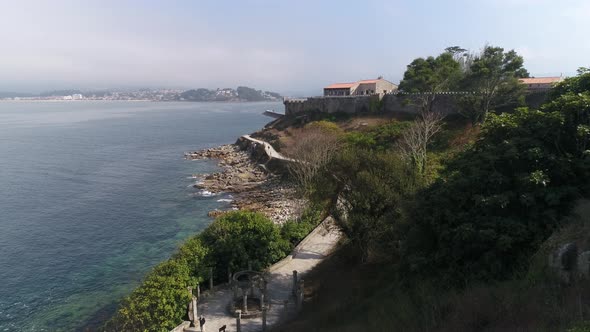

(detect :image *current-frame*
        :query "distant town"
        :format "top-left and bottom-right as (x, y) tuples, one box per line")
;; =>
(0, 86), (283, 102)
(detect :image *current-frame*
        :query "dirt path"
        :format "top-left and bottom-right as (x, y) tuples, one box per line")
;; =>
(172, 218), (341, 332)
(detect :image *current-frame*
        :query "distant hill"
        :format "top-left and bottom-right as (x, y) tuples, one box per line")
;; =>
(39, 90), (83, 97)
(0, 92), (35, 98)
(178, 86), (282, 102)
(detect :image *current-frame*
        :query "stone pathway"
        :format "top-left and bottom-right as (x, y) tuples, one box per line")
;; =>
(172, 217), (341, 332)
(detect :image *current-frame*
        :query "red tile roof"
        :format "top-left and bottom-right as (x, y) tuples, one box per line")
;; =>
(519, 77), (562, 84)
(324, 78), (397, 90)
(324, 82), (356, 89)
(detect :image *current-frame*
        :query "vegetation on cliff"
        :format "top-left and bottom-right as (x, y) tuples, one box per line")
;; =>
(104, 211), (317, 332)
(270, 68), (590, 331)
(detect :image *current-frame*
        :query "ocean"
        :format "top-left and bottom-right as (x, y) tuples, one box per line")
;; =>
(0, 101), (278, 331)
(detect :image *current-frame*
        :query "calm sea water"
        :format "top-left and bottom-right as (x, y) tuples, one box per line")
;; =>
(0, 101), (277, 331)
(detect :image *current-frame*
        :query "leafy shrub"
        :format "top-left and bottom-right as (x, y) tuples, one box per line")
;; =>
(281, 219), (315, 247)
(281, 204), (323, 247)
(345, 121), (411, 151)
(345, 132), (377, 149)
(106, 211), (294, 331)
(404, 93), (590, 283)
(105, 260), (194, 332)
(200, 211), (290, 275)
(328, 149), (422, 261)
(305, 120), (343, 135)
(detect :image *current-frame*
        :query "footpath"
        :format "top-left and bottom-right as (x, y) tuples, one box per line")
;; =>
(172, 217), (341, 332)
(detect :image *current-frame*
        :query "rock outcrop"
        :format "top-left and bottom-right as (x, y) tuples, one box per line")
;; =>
(185, 144), (303, 224)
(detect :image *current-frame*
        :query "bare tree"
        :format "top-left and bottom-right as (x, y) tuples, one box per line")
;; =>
(285, 127), (342, 197)
(398, 111), (444, 174)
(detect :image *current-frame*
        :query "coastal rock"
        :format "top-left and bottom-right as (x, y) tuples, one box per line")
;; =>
(185, 144), (304, 224)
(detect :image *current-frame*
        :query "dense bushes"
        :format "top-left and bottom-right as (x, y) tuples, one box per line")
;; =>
(200, 211), (290, 278)
(345, 121), (410, 151)
(314, 148), (422, 262)
(104, 211), (312, 331)
(403, 90), (590, 283)
(281, 206), (323, 247)
(305, 72), (590, 286)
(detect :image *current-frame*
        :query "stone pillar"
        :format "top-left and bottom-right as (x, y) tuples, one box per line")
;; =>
(209, 267), (214, 290)
(296, 279), (304, 310)
(260, 293), (265, 310)
(228, 267), (232, 284)
(262, 307), (267, 332)
(242, 292), (248, 313)
(196, 283), (201, 299)
(236, 310), (242, 332)
(192, 296), (198, 327)
(292, 270), (298, 295)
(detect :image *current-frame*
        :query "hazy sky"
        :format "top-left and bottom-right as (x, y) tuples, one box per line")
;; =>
(1, 0), (588, 95)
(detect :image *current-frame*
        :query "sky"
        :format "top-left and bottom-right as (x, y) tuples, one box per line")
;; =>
(0, 0), (588, 96)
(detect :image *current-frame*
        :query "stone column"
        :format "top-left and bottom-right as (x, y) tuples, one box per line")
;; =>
(262, 307), (267, 332)
(228, 267), (232, 284)
(292, 270), (298, 295)
(209, 267), (214, 290)
(260, 293), (265, 310)
(235, 310), (242, 332)
(296, 279), (304, 310)
(192, 296), (198, 327)
(196, 283), (201, 299)
(242, 291), (248, 313)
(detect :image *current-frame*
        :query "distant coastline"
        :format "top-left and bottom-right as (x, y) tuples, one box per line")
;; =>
(0, 99), (281, 103)
(0, 86), (283, 103)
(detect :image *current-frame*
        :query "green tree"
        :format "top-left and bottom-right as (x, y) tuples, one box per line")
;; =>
(200, 211), (290, 276)
(458, 46), (529, 124)
(105, 260), (194, 332)
(328, 149), (421, 262)
(549, 69), (590, 101)
(399, 51), (462, 113)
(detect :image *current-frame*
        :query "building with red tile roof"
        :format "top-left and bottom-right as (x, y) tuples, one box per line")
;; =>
(519, 76), (562, 91)
(323, 77), (397, 96)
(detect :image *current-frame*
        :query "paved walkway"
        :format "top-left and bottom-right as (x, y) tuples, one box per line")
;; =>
(172, 217), (341, 332)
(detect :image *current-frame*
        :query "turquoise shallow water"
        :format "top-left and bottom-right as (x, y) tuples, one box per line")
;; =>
(0, 101), (277, 331)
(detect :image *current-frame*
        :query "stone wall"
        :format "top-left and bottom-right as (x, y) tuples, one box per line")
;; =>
(284, 91), (550, 117)
(284, 95), (378, 116)
(234, 136), (292, 175)
(381, 94), (459, 115)
(284, 93), (460, 116)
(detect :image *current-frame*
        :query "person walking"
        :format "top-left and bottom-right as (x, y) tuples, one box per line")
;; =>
(199, 316), (206, 332)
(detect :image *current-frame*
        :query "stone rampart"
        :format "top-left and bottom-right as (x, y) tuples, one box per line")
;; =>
(284, 91), (550, 117)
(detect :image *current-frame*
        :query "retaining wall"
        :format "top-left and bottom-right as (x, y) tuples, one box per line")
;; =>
(235, 136), (292, 175)
(284, 91), (550, 116)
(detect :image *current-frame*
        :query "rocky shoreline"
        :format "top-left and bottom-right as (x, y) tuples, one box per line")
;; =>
(185, 144), (303, 223)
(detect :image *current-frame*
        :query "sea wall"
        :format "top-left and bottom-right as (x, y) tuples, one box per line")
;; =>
(235, 136), (292, 175)
(284, 91), (550, 116)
